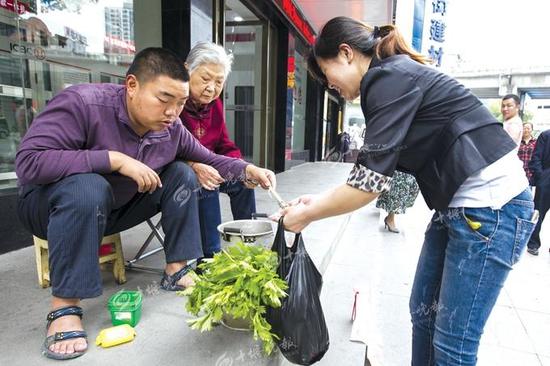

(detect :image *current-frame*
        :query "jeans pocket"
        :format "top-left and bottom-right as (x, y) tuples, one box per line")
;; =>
(461, 207), (498, 241)
(511, 218), (536, 265)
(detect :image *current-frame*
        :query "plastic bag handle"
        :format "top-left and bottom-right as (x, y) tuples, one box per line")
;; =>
(278, 216), (301, 253)
(277, 216), (285, 234)
(273, 216), (289, 277)
(290, 232), (302, 254)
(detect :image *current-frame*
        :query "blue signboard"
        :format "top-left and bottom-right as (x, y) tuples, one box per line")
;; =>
(414, 0), (448, 67)
(412, 0), (426, 52)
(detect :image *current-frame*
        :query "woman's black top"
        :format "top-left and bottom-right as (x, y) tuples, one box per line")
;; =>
(347, 54), (516, 210)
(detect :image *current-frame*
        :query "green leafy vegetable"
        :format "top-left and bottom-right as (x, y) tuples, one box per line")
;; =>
(180, 243), (288, 354)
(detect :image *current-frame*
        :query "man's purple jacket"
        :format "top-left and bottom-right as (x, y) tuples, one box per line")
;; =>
(15, 83), (248, 208)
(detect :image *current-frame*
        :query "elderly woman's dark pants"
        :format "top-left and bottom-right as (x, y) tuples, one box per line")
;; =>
(17, 162), (202, 299)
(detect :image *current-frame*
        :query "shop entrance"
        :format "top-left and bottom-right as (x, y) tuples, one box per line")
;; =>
(224, 0), (276, 167)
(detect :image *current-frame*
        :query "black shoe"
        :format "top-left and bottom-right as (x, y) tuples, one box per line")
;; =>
(42, 306), (88, 360)
(160, 264), (194, 291)
(195, 253), (215, 275)
(194, 258), (205, 276)
(527, 247), (539, 256)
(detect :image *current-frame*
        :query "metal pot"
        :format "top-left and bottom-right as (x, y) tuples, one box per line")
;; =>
(217, 214), (275, 250)
(220, 312), (252, 331)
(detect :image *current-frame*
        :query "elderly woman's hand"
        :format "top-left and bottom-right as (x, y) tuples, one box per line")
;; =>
(245, 165), (276, 190)
(190, 162), (225, 190)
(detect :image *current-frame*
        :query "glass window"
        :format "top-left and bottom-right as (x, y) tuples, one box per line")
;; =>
(100, 73), (111, 83)
(42, 61), (51, 91)
(0, 0), (136, 191)
(224, 0), (264, 165)
(190, 0), (212, 46)
(285, 34), (308, 169)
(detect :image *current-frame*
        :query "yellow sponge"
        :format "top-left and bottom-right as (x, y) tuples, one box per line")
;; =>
(95, 324), (136, 348)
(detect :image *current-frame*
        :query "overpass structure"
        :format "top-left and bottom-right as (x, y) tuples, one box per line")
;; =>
(451, 66), (550, 101)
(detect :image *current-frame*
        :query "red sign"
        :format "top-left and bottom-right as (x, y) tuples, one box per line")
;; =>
(0, 0), (27, 14)
(275, 0), (315, 44)
(287, 56), (295, 72)
(225, 33), (256, 42)
(104, 36), (136, 53)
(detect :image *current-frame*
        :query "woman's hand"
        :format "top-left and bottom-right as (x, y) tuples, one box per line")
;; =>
(270, 194), (318, 233)
(191, 162), (225, 190)
(245, 165), (276, 189)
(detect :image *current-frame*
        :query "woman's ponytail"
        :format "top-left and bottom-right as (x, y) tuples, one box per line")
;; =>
(374, 24), (428, 64)
(308, 17), (430, 84)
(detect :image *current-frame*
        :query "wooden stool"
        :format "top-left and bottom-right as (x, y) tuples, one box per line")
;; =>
(33, 234), (127, 288)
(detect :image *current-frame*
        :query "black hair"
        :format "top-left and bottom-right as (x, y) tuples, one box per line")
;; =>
(126, 47), (189, 83)
(307, 16), (427, 86)
(502, 94), (520, 105)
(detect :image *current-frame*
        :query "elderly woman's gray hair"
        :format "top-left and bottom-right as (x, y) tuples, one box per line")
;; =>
(186, 41), (233, 77)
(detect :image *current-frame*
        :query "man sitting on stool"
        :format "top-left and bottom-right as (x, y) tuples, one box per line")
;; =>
(16, 47), (275, 360)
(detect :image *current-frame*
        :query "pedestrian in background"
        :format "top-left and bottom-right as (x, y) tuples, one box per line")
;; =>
(501, 94), (523, 146)
(376, 171), (419, 233)
(518, 122), (537, 186)
(527, 128), (550, 256)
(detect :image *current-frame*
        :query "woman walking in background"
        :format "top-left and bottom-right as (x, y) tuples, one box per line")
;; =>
(377, 171), (419, 233)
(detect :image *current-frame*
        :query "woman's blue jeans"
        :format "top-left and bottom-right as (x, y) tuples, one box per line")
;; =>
(410, 188), (535, 365)
(198, 181), (256, 257)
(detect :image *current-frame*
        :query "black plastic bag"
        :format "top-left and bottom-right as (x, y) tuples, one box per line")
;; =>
(266, 217), (329, 365)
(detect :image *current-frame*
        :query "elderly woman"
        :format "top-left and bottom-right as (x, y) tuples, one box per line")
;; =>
(181, 41), (256, 260)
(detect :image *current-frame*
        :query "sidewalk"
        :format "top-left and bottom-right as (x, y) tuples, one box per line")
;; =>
(0, 162), (549, 366)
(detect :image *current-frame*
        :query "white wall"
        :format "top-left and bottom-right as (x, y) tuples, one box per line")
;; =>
(394, 0), (415, 44)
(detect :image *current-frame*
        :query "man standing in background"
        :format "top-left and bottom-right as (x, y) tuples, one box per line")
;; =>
(501, 94), (523, 146)
(518, 122), (537, 185)
(527, 128), (550, 256)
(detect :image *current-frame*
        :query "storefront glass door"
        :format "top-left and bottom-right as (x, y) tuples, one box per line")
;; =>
(284, 33), (308, 169)
(224, 0), (274, 167)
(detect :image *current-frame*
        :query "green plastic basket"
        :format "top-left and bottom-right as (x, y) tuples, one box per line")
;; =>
(108, 290), (142, 327)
